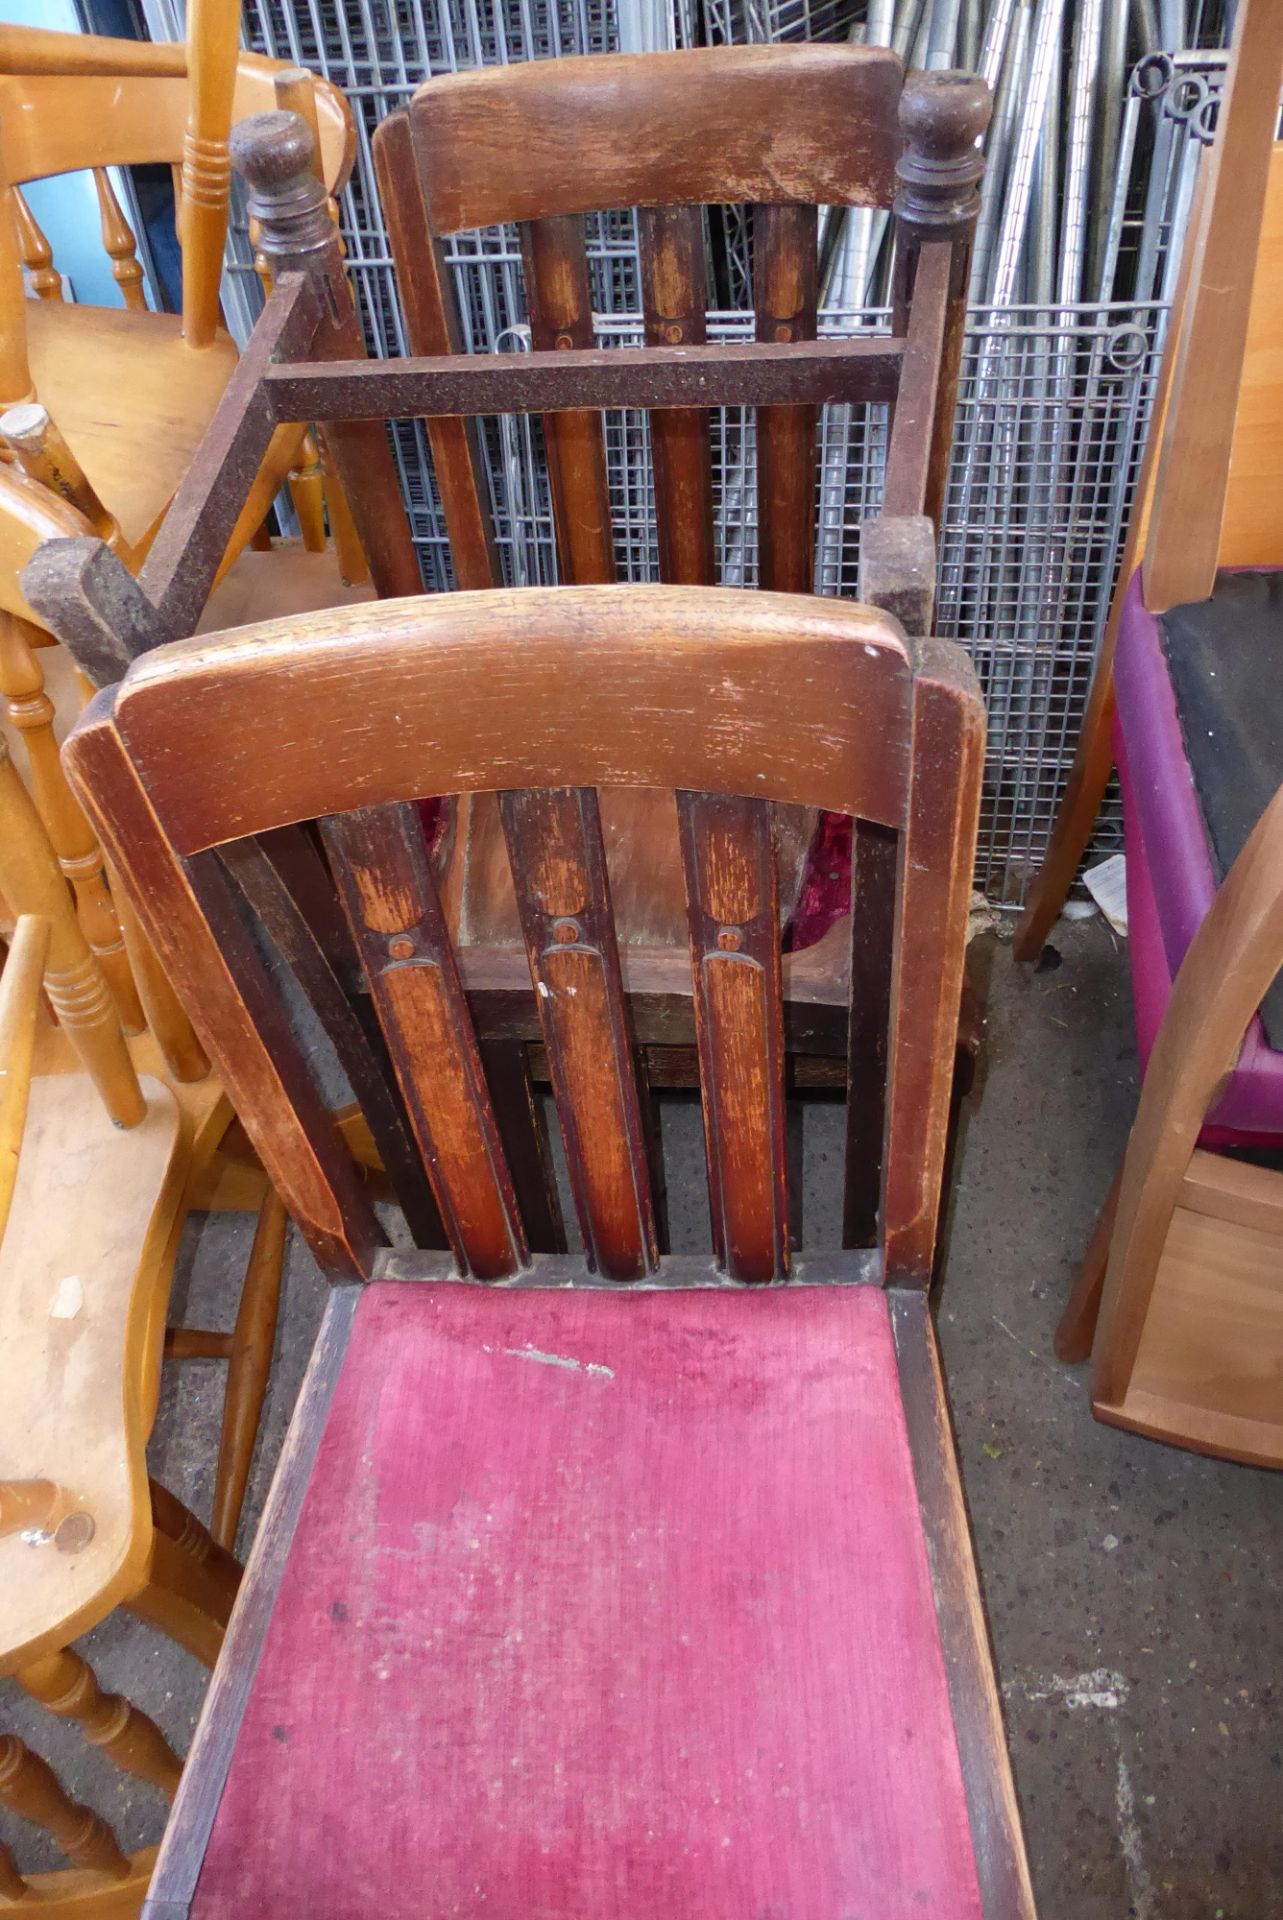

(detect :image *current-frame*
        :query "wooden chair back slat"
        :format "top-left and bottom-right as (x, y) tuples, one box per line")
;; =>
(678, 792), (788, 1282)
(499, 785), (657, 1279)
(322, 805), (528, 1281)
(522, 215), (616, 584)
(638, 205), (715, 585)
(374, 109), (500, 591)
(753, 203), (819, 595)
(1140, 0), (1283, 609)
(220, 834), (447, 1252)
(11, 189), (59, 302)
(1217, 142), (1283, 572)
(403, 46), (902, 231)
(880, 641), (985, 1284)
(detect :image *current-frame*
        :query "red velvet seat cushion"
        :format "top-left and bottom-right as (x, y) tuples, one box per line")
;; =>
(193, 1281), (983, 1920)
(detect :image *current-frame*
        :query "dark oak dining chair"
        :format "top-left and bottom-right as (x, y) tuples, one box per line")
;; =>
(372, 46), (992, 1123)
(64, 580), (1035, 1920)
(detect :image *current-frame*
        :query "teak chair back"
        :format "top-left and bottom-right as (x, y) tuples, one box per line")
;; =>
(374, 47), (987, 595)
(1015, 0), (1283, 958)
(67, 585), (983, 1291)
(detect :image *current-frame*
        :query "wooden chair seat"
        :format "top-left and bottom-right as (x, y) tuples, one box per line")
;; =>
(0, 1071), (183, 1671)
(197, 542), (377, 634)
(25, 301), (238, 556)
(1102, 1148), (1283, 1467)
(187, 1277), (991, 1920)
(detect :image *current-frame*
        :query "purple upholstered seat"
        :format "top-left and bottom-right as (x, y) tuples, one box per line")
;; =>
(1113, 567), (1283, 1141)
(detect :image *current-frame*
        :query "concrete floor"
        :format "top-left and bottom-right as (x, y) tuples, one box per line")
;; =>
(4, 917), (1281, 1916)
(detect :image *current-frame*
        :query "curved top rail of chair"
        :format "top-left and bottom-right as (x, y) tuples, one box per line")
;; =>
(401, 44), (904, 230)
(91, 584), (932, 854)
(0, 49), (354, 197)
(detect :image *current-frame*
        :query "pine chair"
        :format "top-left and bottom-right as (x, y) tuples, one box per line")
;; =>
(64, 581), (1036, 1919)
(0, 733), (280, 1613)
(0, 907), (238, 1912)
(1014, 0), (1283, 962)
(0, 10), (356, 572)
(372, 48), (991, 1171)
(1067, 777), (1283, 1469)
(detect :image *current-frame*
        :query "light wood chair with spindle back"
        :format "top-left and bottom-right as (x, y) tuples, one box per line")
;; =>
(0, 472), (291, 1582)
(0, 10), (357, 577)
(0, 763), (245, 1915)
(366, 48), (991, 1241)
(65, 581), (1036, 1918)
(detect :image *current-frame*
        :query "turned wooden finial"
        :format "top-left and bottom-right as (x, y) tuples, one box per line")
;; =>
(895, 70), (992, 243)
(231, 109), (333, 272)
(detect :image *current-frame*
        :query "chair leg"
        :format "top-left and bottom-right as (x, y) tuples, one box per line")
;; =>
(14, 1647), (182, 1801)
(210, 1189), (288, 1551)
(1012, 678), (1116, 962)
(321, 458), (370, 585)
(287, 432), (327, 553)
(1055, 1164), (1123, 1364)
(127, 1483), (241, 1668)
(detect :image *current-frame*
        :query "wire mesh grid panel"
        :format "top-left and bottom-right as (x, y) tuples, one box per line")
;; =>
(142, 0), (1181, 902)
(939, 305), (1163, 898)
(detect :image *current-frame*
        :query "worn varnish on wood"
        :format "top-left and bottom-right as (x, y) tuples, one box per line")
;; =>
(60, 576), (1034, 1920)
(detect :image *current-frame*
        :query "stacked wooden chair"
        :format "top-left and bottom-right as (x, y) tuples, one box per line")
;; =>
(61, 567), (1034, 1916)
(0, 741), (249, 1916)
(0, 10), (363, 594)
(23, 44), (992, 1261)
(1014, 0), (1283, 1465)
(376, 48), (990, 1243)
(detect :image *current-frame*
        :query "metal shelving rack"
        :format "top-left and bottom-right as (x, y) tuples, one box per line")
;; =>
(140, 0), (1227, 902)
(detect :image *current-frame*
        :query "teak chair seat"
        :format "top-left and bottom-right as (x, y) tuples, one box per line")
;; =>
(0, 15), (355, 569)
(64, 580), (1035, 1919)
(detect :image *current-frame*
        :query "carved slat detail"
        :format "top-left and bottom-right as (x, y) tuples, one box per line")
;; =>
(678, 792), (788, 1281)
(92, 169), (146, 311)
(16, 1649), (182, 1800)
(522, 215), (615, 583)
(0, 1735), (129, 1879)
(0, 610), (142, 1032)
(322, 806), (527, 1279)
(499, 786), (657, 1280)
(11, 188), (60, 301)
(753, 202), (818, 594)
(638, 205), (714, 584)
